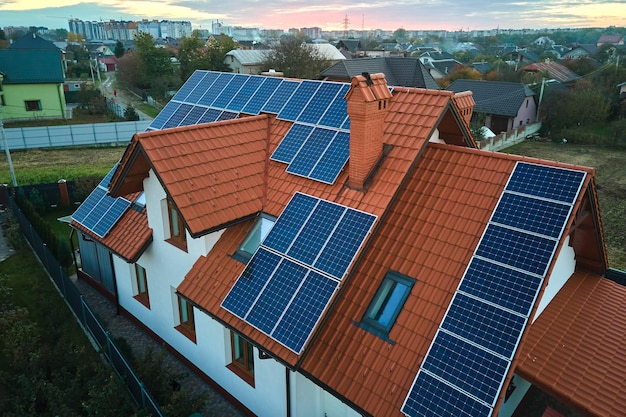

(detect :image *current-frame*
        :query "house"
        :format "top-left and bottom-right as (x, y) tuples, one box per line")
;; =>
(336, 39), (363, 58)
(308, 43), (346, 66)
(597, 34), (624, 47)
(99, 55), (118, 72)
(71, 70), (617, 417)
(425, 58), (464, 79)
(502, 49), (539, 70)
(522, 60), (580, 84)
(562, 44), (598, 60)
(0, 34), (66, 122)
(446, 79), (537, 133)
(224, 50), (268, 74)
(319, 57), (439, 89)
(417, 50), (455, 65)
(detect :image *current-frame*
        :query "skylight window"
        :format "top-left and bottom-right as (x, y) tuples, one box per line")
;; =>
(233, 214), (276, 262)
(359, 271), (415, 342)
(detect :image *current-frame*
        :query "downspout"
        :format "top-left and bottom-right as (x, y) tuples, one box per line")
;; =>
(285, 368), (291, 417)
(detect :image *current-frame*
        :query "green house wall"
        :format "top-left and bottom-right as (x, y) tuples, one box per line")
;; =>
(1, 83), (66, 121)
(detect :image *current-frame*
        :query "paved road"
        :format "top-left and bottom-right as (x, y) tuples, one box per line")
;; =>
(100, 72), (153, 121)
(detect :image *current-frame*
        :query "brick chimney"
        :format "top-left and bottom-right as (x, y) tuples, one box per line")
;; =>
(346, 72), (393, 190)
(452, 91), (475, 127)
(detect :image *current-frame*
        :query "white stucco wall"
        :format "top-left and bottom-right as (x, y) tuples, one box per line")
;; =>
(533, 235), (575, 321)
(292, 372), (361, 417)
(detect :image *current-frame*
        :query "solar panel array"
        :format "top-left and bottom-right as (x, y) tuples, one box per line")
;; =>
(402, 162), (586, 417)
(221, 192), (376, 354)
(72, 165), (132, 238)
(147, 70), (353, 185)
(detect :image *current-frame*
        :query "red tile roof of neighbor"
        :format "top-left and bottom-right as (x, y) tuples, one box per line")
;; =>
(518, 271), (626, 417)
(99, 72), (609, 417)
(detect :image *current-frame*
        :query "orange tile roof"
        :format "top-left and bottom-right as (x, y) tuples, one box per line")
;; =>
(517, 271), (626, 417)
(72, 194), (152, 263)
(111, 117), (270, 237)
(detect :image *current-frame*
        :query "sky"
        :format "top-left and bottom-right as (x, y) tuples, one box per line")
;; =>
(1, 0), (625, 33)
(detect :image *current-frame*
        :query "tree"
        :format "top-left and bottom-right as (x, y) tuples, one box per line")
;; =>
(67, 32), (84, 43)
(114, 40), (125, 58)
(54, 29), (68, 41)
(438, 65), (481, 88)
(124, 106), (139, 121)
(132, 32), (179, 96)
(262, 33), (330, 79)
(205, 34), (238, 72)
(178, 34), (211, 81)
(393, 28), (407, 41)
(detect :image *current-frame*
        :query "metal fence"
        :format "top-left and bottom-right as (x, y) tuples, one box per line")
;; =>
(4, 191), (163, 417)
(2, 119), (151, 151)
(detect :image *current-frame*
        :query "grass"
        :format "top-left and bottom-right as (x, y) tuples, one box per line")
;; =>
(42, 206), (79, 252)
(136, 102), (161, 118)
(504, 141), (626, 269)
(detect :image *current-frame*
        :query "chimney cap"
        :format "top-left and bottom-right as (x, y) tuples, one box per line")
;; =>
(362, 72), (373, 86)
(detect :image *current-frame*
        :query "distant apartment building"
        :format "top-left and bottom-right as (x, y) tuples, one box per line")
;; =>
(300, 27), (323, 39)
(68, 18), (191, 41)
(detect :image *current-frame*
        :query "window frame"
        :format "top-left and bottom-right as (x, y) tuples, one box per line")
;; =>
(24, 99), (42, 112)
(232, 213), (276, 263)
(166, 199), (187, 251)
(358, 271), (415, 342)
(227, 330), (255, 386)
(133, 264), (150, 309)
(175, 294), (196, 342)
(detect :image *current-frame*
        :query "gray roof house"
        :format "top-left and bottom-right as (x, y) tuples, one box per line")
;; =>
(224, 49), (268, 74)
(447, 79), (537, 134)
(319, 57), (440, 89)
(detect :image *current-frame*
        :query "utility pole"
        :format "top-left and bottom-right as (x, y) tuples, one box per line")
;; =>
(0, 108), (17, 187)
(536, 77), (546, 123)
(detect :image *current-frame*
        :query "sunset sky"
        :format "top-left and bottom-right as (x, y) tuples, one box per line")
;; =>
(1, 0), (625, 32)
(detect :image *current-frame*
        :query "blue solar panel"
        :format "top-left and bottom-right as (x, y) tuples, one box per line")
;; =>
(318, 84), (349, 128)
(441, 293), (526, 359)
(198, 73), (234, 106)
(421, 331), (509, 405)
(242, 77), (283, 115)
(100, 164), (118, 189)
(506, 162), (586, 204)
(217, 111), (238, 121)
(81, 194), (116, 230)
(277, 80), (322, 121)
(459, 257), (542, 316)
(341, 116), (351, 130)
(221, 248), (281, 318)
(180, 106), (210, 126)
(286, 128), (336, 178)
(222, 193), (376, 354)
(476, 225), (556, 276)
(226, 76), (265, 112)
(286, 200), (345, 265)
(72, 186), (106, 224)
(271, 271), (338, 353)
(492, 193), (571, 239)
(263, 193), (318, 253)
(271, 124), (314, 164)
(246, 259), (308, 334)
(297, 82), (343, 125)
(171, 71), (206, 101)
(149, 101), (180, 130)
(314, 207), (376, 280)
(262, 80), (299, 114)
(309, 131), (350, 184)
(91, 197), (131, 237)
(162, 103), (193, 129)
(198, 108), (222, 124)
(402, 371), (491, 417)
(211, 74), (247, 109)
(185, 71), (219, 104)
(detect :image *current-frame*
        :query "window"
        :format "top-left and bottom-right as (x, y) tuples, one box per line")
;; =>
(233, 214), (275, 262)
(167, 199), (187, 250)
(359, 271), (415, 341)
(24, 100), (42, 111)
(525, 99), (529, 108)
(176, 294), (195, 341)
(227, 330), (255, 386)
(133, 264), (150, 308)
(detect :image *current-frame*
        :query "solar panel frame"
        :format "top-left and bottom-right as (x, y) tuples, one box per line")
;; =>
(309, 131), (350, 184)
(242, 77), (284, 115)
(91, 197), (131, 237)
(197, 108), (222, 124)
(317, 83), (350, 128)
(171, 71), (206, 102)
(402, 371), (492, 417)
(217, 111), (239, 121)
(225, 75), (265, 112)
(440, 293), (526, 359)
(277, 80), (322, 121)
(197, 72), (235, 107)
(72, 186), (107, 224)
(162, 103), (194, 129)
(420, 330), (510, 406)
(296, 82), (344, 125)
(179, 106), (210, 126)
(211, 74), (248, 109)
(505, 162), (586, 204)
(270, 124), (315, 164)
(148, 101), (181, 130)
(262, 193), (319, 253)
(262, 80), (299, 114)
(286, 128), (337, 178)
(184, 71), (220, 104)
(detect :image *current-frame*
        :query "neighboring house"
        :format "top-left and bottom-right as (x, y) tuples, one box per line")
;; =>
(502, 49), (539, 69)
(418, 50), (455, 65)
(562, 43), (598, 60)
(336, 39), (363, 58)
(618, 81), (626, 97)
(99, 55), (118, 72)
(0, 34), (66, 122)
(447, 79), (537, 133)
(471, 61), (494, 75)
(533, 36), (555, 47)
(224, 50), (268, 74)
(597, 34), (624, 47)
(425, 58), (464, 79)
(308, 43), (346, 65)
(320, 57), (440, 89)
(522, 60), (580, 84)
(71, 70), (617, 417)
